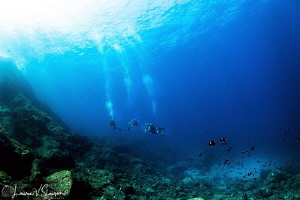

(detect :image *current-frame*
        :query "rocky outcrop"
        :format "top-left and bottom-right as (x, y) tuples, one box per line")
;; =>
(0, 126), (33, 179)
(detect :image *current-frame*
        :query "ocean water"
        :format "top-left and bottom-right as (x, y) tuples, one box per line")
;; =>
(1, 0), (300, 182)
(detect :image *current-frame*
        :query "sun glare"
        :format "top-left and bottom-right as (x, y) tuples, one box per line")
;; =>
(0, 1), (80, 33)
(0, 0), (200, 64)
(0, 0), (146, 44)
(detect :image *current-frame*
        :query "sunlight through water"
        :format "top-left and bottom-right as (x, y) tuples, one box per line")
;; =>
(0, 0), (246, 119)
(0, 0), (245, 64)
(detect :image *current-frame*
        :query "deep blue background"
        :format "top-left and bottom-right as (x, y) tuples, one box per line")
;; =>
(21, 0), (300, 168)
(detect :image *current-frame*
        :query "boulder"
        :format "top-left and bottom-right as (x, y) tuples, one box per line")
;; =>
(45, 170), (73, 197)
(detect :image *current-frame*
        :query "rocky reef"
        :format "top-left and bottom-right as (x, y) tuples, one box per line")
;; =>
(0, 60), (300, 200)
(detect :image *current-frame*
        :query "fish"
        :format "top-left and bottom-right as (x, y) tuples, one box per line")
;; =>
(208, 140), (216, 147)
(222, 159), (230, 170)
(220, 137), (228, 145)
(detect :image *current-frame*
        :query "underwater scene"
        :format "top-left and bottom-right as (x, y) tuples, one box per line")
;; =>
(0, 0), (300, 199)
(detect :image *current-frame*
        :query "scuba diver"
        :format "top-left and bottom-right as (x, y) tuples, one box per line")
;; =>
(145, 123), (166, 135)
(145, 123), (157, 134)
(108, 119), (122, 132)
(128, 117), (139, 130)
(127, 113), (139, 130)
(156, 126), (166, 135)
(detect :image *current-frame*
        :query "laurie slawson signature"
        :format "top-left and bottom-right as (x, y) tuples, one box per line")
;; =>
(2, 184), (65, 199)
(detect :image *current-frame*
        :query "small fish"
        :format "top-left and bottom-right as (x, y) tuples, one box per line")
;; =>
(222, 159), (230, 170)
(250, 146), (255, 150)
(208, 140), (216, 147)
(224, 159), (230, 165)
(220, 137), (228, 145)
(228, 147), (232, 152)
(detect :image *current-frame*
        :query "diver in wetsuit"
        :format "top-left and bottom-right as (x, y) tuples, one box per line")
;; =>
(145, 123), (156, 134)
(156, 126), (166, 135)
(128, 118), (139, 127)
(109, 119), (122, 132)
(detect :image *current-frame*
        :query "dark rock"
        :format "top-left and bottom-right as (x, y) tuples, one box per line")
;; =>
(103, 186), (125, 199)
(0, 130), (34, 179)
(241, 180), (256, 191)
(259, 187), (273, 198)
(124, 186), (135, 195)
(42, 149), (75, 169)
(69, 179), (93, 200)
(0, 171), (12, 185)
(29, 159), (45, 183)
(260, 169), (272, 180)
(62, 134), (93, 156)
(75, 168), (114, 190)
(266, 169), (292, 183)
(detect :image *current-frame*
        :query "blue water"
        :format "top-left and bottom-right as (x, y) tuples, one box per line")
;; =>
(1, 0), (300, 180)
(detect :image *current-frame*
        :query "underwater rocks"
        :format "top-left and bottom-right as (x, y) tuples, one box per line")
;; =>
(266, 168), (292, 183)
(76, 169), (114, 190)
(0, 126), (34, 179)
(41, 149), (75, 169)
(0, 171), (12, 186)
(45, 170), (73, 196)
(0, 59), (70, 130)
(182, 176), (193, 186)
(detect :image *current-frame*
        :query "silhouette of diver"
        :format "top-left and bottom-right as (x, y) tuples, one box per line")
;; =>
(128, 118), (139, 130)
(109, 119), (122, 132)
(145, 123), (156, 134)
(145, 124), (166, 135)
(156, 126), (166, 135)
